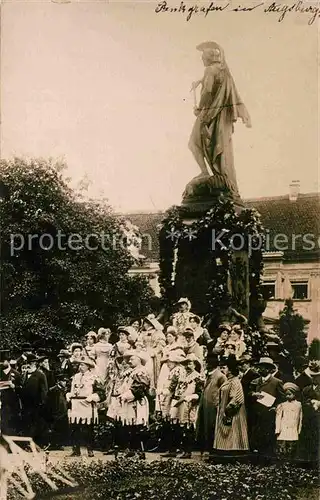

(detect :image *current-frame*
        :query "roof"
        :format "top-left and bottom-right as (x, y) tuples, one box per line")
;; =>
(119, 192), (320, 263)
(245, 193), (320, 261)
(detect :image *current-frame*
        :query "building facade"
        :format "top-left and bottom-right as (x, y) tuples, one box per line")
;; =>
(122, 188), (320, 342)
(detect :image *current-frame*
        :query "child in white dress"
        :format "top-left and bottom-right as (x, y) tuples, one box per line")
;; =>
(275, 382), (302, 459)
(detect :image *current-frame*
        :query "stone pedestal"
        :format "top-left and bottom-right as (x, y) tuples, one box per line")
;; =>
(173, 175), (249, 325)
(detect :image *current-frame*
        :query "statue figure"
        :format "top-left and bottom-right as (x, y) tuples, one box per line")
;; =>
(188, 41), (251, 199)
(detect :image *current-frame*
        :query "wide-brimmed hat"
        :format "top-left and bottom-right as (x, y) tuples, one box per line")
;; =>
(238, 354), (252, 364)
(283, 382), (300, 393)
(20, 353), (41, 365)
(182, 327), (195, 338)
(168, 349), (186, 363)
(57, 349), (70, 358)
(176, 297), (191, 310)
(189, 314), (201, 324)
(182, 353), (202, 372)
(98, 328), (111, 337)
(78, 356), (95, 369)
(143, 315), (164, 332)
(118, 326), (138, 343)
(86, 331), (97, 339)
(218, 323), (232, 333)
(219, 354), (239, 372)
(123, 350), (148, 365)
(70, 343), (83, 353)
(231, 325), (243, 336)
(166, 326), (178, 337)
(257, 357), (277, 370)
(37, 348), (51, 359)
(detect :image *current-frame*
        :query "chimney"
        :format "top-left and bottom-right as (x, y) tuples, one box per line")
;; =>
(289, 180), (300, 201)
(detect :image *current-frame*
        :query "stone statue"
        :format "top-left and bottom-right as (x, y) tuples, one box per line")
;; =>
(186, 41), (251, 202)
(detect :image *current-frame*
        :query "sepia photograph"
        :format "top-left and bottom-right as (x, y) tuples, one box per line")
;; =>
(0, 0), (319, 498)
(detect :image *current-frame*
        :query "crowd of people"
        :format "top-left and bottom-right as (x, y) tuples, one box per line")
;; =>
(0, 297), (319, 464)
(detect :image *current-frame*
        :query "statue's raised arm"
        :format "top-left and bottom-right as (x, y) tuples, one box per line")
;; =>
(188, 41), (251, 200)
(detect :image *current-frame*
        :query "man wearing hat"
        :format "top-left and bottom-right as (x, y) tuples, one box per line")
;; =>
(297, 341), (320, 463)
(249, 357), (285, 458)
(0, 349), (22, 435)
(196, 353), (227, 455)
(20, 353), (48, 446)
(296, 339), (320, 391)
(66, 356), (105, 457)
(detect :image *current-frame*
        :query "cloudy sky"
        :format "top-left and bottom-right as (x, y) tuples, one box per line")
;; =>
(1, 0), (318, 211)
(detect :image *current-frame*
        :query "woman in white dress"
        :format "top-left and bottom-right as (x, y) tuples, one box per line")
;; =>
(84, 331), (97, 360)
(94, 328), (112, 384)
(156, 326), (180, 411)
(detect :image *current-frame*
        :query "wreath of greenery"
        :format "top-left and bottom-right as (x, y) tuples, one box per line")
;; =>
(159, 195), (265, 322)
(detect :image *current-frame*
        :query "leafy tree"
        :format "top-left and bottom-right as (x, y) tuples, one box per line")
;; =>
(277, 299), (308, 371)
(0, 157), (155, 350)
(308, 338), (320, 361)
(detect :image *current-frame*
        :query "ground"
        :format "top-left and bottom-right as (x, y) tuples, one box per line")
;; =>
(17, 448), (318, 500)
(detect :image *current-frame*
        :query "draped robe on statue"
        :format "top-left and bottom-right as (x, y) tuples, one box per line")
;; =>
(188, 60), (251, 198)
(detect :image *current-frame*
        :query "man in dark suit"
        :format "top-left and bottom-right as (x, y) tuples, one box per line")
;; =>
(196, 353), (227, 455)
(20, 353), (48, 446)
(249, 357), (285, 458)
(0, 349), (22, 435)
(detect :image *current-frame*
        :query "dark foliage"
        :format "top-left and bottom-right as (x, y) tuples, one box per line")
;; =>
(7, 459), (319, 500)
(0, 157), (155, 350)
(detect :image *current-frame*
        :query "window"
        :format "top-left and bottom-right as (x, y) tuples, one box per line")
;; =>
(292, 282), (309, 300)
(262, 281), (276, 300)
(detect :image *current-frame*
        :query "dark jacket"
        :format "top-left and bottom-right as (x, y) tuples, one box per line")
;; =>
(241, 369), (258, 406)
(0, 367), (22, 433)
(20, 369), (48, 409)
(249, 375), (285, 410)
(295, 371), (313, 391)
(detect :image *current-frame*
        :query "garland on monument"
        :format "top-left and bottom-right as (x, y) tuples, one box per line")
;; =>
(159, 195), (265, 322)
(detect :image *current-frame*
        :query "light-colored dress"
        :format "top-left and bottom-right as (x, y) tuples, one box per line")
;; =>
(94, 341), (112, 383)
(156, 343), (180, 395)
(172, 312), (193, 335)
(118, 366), (150, 425)
(214, 376), (249, 451)
(68, 370), (102, 424)
(169, 369), (204, 424)
(275, 400), (302, 441)
(141, 328), (166, 392)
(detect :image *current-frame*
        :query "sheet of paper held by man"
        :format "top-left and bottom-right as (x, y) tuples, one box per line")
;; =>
(0, 0), (318, 499)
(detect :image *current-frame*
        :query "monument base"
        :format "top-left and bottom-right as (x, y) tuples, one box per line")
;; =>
(174, 181), (249, 327)
(181, 174), (244, 220)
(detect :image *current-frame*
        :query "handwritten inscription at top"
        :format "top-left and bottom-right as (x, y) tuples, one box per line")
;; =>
(154, 1), (320, 25)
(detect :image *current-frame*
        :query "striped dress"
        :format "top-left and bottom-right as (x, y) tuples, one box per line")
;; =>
(213, 376), (249, 451)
